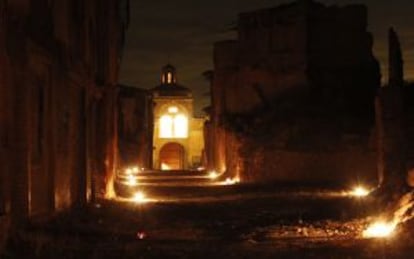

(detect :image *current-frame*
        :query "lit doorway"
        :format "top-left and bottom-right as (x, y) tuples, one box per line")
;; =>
(159, 142), (185, 170)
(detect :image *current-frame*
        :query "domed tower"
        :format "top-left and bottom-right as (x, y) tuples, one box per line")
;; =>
(161, 64), (177, 84)
(151, 64), (205, 171)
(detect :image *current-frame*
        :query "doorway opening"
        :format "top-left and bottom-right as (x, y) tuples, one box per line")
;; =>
(159, 142), (185, 170)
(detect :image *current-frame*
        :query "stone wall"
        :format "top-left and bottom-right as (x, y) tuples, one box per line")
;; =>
(0, 0), (129, 226)
(118, 85), (153, 169)
(208, 0), (380, 184)
(405, 84), (414, 186)
(243, 149), (377, 185)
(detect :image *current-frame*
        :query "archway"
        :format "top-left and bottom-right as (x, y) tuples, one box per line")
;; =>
(159, 142), (185, 170)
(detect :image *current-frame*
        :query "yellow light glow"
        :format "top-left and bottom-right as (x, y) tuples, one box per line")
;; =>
(159, 115), (173, 138)
(132, 191), (147, 204)
(132, 167), (140, 173)
(363, 221), (396, 238)
(159, 111), (188, 139)
(224, 177), (240, 185)
(350, 186), (370, 197)
(209, 171), (218, 180)
(174, 114), (188, 138)
(125, 168), (133, 175)
(168, 106), (178, 113)
(167, 72), (172, 84)
(161, 163), (171, 170)
(126, 175), (138, 186)
(225, 178), (235, 185)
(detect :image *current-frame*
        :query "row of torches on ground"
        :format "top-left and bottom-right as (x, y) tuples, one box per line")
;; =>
(116, 166), (399, 240)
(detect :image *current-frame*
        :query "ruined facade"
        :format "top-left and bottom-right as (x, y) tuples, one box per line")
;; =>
(405, 82), (414, 186)
(208, 0), (380, 184)
(377, 28), (414, 189)
(118, 85), (153, 169)
(0, 0), (129, 229)
(376, 28), (406, 189)
(152, 65), (205, 170)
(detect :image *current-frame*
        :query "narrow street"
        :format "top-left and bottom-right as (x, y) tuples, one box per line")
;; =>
(5, 172), (414, 258)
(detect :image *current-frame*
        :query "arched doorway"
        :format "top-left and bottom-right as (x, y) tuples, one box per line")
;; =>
(159, 142), (185, 170)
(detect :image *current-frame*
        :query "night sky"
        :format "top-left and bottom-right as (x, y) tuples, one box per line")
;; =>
(120, 0), (414, 115)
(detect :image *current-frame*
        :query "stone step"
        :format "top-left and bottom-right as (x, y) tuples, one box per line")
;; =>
(114, 170), (222, 188)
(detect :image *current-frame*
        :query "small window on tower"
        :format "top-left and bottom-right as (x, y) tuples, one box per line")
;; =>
(167, 72), (172, 84)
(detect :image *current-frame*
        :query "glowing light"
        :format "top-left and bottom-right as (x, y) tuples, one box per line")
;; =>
(161, 163), (171, 170)
(350, 186), (370, 197)
(167, 72), (172, 84)
(209, 171), (218, 180)
(126, 175), (138, 186)
(159, 112), (188, 139)
(361, 192), (414, 239)
(174, 114), (188, 138)
(224, 177), (240, 185)
(132, 191), (147, 204)
(104, 174), (116, 199)
(132, 167), (140, 173)
(363, 221), (396, 238)
(137, 231), (146, 240)
(159, 115), (173, 138)
(168, 106), (178, 113)
(125, 168), (133, 175)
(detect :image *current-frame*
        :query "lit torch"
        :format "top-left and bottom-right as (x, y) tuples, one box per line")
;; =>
(363, 220), (396, 238)
(363, 192), (414, 238)
(208, 171), (219, 180)
(350, 186), (370, 197)
(132, 191), (147, 204)
(224, 177), (240, 185)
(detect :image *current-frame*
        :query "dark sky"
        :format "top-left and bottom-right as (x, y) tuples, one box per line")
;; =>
(120, 0), (414, 115)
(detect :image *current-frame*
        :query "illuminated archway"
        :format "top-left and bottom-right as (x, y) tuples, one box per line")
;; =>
(159, 142), (185, 170)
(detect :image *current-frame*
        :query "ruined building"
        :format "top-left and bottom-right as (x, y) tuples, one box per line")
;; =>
(377, 28), (414, 190)
(118, 85), (153, 169)
(0, 0), (129, 230)
(151, 64), (205, 170)
(208, 0), (380, 184)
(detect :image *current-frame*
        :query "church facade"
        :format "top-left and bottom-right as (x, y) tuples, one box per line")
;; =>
(151, 65), (205, 170)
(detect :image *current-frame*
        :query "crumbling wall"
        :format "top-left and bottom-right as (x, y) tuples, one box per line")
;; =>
(210, 0), (380, 184)
(405, 84), (414, 186)
(118, 86), (153, 169)
(243, 148), (377, 185)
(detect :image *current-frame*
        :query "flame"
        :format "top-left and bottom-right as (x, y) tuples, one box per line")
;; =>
(132, 191), (147, 204)
(350, 186), (370, 197)
(224, 177), (240, 185)
(363, 192), (414, 238)
(363, 221), (396, 238)
(208, 171), (219, 180)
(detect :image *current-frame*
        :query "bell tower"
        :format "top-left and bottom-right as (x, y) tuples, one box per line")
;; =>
(152, 64), (205, 170)
(161, 64), (177, 85)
